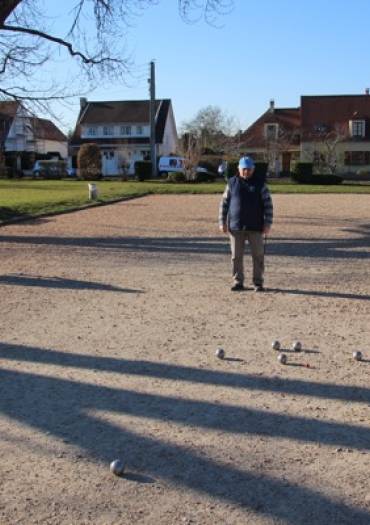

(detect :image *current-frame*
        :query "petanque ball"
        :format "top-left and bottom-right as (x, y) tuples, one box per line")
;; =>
(353, 351), (362, 361)
(272, 340), (281, 351)
(216, 348), (225, 359)
(110, 459), (125, 476)
(292, 341), (302, 352)
(278, 353), (287, 365)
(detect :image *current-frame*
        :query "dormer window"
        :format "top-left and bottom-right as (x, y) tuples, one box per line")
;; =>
(264, 123), (278, 140)
(103, 126), (114, 136)
(350, 119), (365, 138)
(87, 127), (97, 136)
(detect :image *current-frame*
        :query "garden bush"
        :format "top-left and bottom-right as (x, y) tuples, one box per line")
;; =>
(294, 162), (313, 178)
(225, 161), (238, 179)
(167, 171), (186, 183)
(254, 162), (268, 183)
(135, 161), (152, 181)
(77, 143), (102, 180)
(192, 170), (216, 183)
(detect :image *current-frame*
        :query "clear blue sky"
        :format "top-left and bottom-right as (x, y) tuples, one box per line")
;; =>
(43, 0), (370, 133)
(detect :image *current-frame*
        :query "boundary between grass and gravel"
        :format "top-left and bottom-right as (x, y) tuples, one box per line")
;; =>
(0, 193), (151, 227)
(1, 179), (370, 226)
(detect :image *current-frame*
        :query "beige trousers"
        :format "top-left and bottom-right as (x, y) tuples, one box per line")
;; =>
(229, 230), (265, 286)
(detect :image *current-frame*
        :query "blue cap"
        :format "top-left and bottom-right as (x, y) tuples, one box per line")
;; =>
(238, 156), (255, 169)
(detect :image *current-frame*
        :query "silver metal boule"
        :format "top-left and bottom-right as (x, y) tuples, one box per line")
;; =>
(110, 459), (125, 476)
(272, 340), (281, 351)
(292, 341), (302, 352)
(353, 351), (362, 361)
(278, 353), (287, 365)
(216, 348), (225, 359)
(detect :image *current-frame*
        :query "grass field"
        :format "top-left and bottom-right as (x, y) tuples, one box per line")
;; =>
(1, 178), (370, 222)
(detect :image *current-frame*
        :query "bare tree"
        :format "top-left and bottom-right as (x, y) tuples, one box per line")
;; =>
(181, 105), (238, 153)
(0, 1), (233, 108)
(303, 124), (347, 174)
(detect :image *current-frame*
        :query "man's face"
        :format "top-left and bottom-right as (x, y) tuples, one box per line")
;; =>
(239, 166), (255, 179)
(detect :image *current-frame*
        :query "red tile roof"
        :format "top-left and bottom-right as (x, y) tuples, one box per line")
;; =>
(31, 118), (67, 142)
(241, 108), (301, 148)
(301, 95), (370, 140)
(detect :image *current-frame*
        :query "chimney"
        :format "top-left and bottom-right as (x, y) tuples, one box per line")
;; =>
(80, 97), (88, 109)
(365, 88), (370, 96)
(269, 99), (275, 113)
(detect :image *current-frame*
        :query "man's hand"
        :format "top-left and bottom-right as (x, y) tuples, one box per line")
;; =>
(263, 226), (271, 236)
(219, 224), (228, 234)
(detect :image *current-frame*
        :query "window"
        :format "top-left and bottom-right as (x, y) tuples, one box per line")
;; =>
(264, 123), (278, 141)
(344, 151), (370, 165)
(136, 125), (143, 135)
(103, 126), (114, 136)
(313, 124), (328, 133)
(120, 126), (131, 135)
(350, 120), (365, 138)
(88, 127), (97, 136)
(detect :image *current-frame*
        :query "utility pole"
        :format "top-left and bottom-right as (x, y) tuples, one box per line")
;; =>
(149, 61), (157, 177)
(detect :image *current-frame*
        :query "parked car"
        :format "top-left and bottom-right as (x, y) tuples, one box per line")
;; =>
(33, 160), (68, 179)
(158, 156), (215, 180)
(158, 156), (186, 177)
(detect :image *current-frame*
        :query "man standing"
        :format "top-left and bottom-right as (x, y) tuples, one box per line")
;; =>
(219, 156), (273, 291)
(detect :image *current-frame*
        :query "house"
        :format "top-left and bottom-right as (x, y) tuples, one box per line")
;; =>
(70, 98), (178, 176)
(240, 100), (301, 175)
(240, 91), (370, 175)
(0, 101), (68, 173)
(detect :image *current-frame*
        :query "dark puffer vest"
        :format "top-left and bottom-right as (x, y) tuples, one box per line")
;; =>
(228, 175), (264, 231)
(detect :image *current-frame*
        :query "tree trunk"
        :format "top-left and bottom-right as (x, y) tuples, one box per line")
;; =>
(0, 0), (23, 26)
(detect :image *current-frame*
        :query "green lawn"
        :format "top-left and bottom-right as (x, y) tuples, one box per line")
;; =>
(1, 178), (370, 222)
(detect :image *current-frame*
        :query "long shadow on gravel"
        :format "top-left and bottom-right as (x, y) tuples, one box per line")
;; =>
(0, 227), (369, 259)
(0, 354), (369, 524)
(1, 343), (369, 406)
(0, 274), (143, 293)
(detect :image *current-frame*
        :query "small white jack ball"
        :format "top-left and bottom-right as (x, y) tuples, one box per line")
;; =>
(353, 351), (362, 361)
(216, 348), (225, 359)
(110, 459), (125, 476)
(272, 340), (281, 351)
(292, 341), (302, 352)
(278, 353), (287, 365)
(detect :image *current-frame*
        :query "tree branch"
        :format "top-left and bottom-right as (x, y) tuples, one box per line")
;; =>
(1, 23), (119, 65)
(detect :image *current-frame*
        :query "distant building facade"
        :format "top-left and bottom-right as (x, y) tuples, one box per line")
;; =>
(70, 98), (178, 176)
(0, 101), (67, 172)
(241, 92), (370, 175)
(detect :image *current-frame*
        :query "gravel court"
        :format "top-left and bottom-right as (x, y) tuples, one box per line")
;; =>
(0, 193), (370, 524)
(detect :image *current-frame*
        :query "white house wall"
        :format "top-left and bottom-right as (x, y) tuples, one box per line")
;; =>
(35, 139), (68, 159)
(4, 106), (33, 152)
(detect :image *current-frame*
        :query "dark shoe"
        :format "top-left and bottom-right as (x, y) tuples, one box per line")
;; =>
(254, 285), (265, 292)
(231, 283), (245, 291)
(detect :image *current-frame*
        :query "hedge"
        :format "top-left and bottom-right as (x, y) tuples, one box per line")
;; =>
(135, 161), (152, 181)
(291, 172), (343, 185)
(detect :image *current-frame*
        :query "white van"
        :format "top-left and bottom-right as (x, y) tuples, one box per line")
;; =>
(158, 156), (186, 176)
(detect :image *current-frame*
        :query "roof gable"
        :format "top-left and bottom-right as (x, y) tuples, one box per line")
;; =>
(241, 107), (301, 147)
